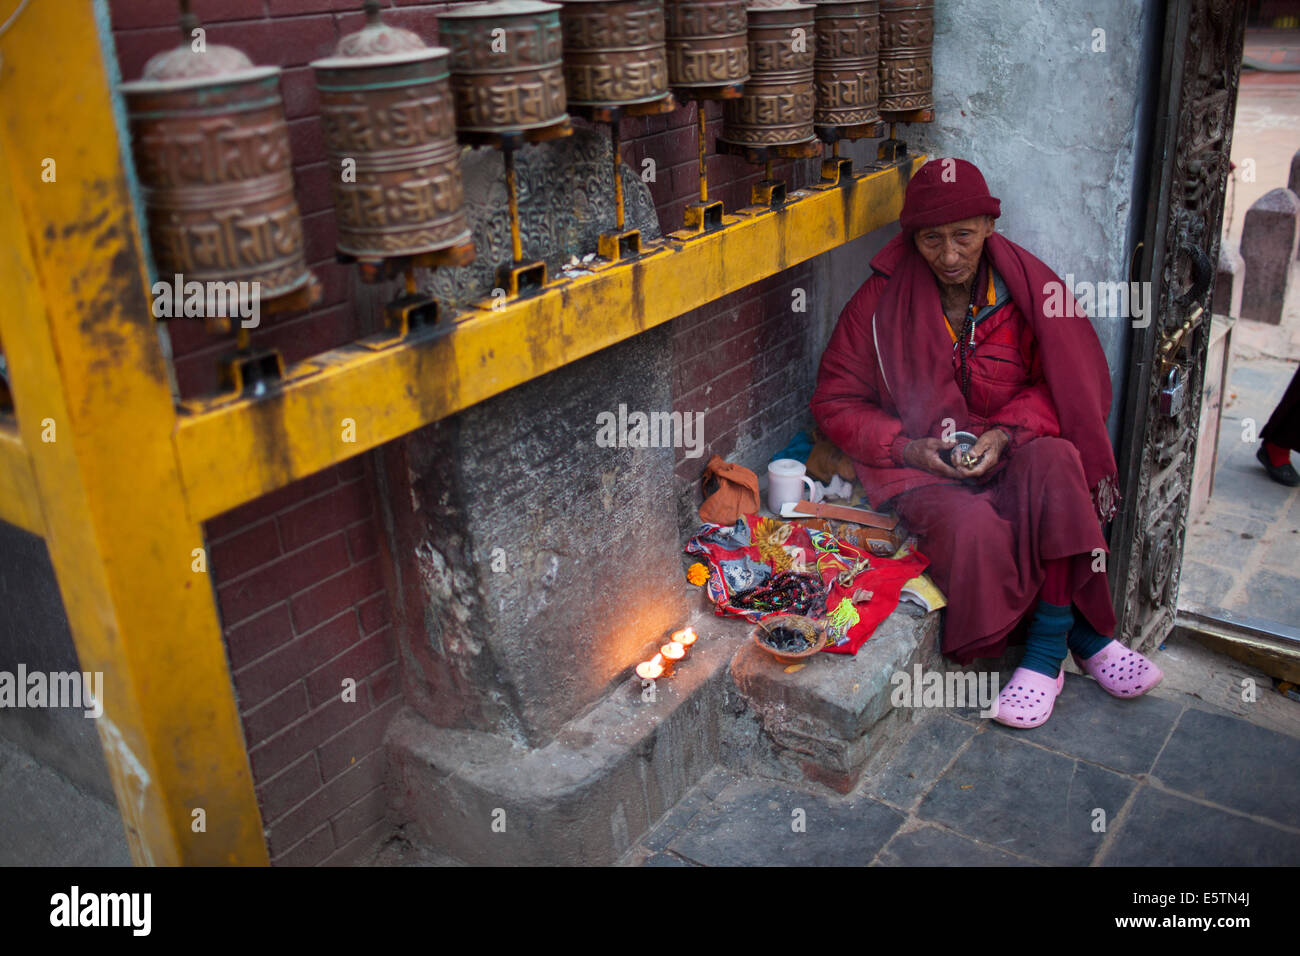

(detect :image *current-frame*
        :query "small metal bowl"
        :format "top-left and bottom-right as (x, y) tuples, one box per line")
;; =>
(751, 614), (827, 665)
(939, 431), (979, 468)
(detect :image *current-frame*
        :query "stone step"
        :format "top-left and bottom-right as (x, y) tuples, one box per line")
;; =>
(727, 604), (945, 792)
(387, 597), (951, 862)
(385, 607), (749, 865)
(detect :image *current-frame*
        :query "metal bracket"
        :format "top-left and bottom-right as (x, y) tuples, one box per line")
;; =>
(597, 228), (643, 262)
(750, 179), (787, 208)
(497, 259), (548, 299)
(385, 293), (441, 336)
(816, 157), (856, 188)
(680, 200), (725, 234)
(218, 347), (285, 398)
(877, 138), (908, 163)
(355, 293), (448, 352)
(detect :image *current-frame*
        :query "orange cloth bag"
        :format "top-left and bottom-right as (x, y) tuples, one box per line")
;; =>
(698, 455), (761, 525)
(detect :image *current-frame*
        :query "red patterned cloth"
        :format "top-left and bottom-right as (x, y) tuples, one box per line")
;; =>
(686, 515), (928, 655)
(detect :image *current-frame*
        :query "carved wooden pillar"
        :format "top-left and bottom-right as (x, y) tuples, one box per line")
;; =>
(1111, 0), (1247, 651)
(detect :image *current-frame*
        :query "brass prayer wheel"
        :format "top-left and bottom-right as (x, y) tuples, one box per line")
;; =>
(438, 0), (568, 134)
(878, 0), (934, 112)
(560, 0), (670, 107)
(120, 28), (310, 300)
(312, 5), (470, 259)
(721, 2), (816, 146)
(664, 0), (750, 89)
(813, 0), (880, 126)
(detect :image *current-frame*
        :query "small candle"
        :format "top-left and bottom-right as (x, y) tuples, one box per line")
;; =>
(661, 641), (686, 662)
(635, 655), (664, 681)
(673, 627), (698, 648)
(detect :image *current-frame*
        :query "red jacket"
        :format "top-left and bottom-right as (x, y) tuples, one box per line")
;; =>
(811, 258), (1061, 508)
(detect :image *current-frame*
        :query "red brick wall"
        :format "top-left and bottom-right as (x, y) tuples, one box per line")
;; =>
(107, 0), (822, 864)
(205, 455), (398, 865)
(670, 265), (814, 527)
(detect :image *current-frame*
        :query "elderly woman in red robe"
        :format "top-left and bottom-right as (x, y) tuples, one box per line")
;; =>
(811, 158), (1162, 728)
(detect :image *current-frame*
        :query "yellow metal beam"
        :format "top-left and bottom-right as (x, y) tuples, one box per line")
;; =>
(0, 1), (267, 864)
(0, 424), (43, 536)
(178, 156), (923, 520)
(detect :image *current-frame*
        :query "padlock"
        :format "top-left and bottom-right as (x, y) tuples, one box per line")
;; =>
(1159, 367), (1186, 416)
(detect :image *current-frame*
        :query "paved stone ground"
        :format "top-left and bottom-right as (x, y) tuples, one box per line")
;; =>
(1184, 30), (1300, 628)
(1182, 353), (1300, 625)
(6, 632), (1297, 867)
(621, 638), (1300, 867)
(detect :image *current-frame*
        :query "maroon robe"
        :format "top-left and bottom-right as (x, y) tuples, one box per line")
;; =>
(811, 233), (1119, 663)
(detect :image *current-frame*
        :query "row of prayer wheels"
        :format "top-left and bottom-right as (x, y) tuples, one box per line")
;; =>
(120, 0), (933, 361)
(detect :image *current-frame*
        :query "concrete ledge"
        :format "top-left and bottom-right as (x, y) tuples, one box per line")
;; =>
(386, 611), (749, 865)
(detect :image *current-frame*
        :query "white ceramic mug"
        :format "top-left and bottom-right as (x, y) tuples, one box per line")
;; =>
(767, 458), (821, 514)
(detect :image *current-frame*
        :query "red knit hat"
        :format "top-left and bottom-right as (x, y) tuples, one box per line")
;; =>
(899, 158), (1001, 233)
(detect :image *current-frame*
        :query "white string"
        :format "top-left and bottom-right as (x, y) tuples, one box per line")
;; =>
(0, 0), (31, 40)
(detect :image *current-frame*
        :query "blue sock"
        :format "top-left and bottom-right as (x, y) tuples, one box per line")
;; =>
(1019, 601), (1073, 678)
(1067, 609), (1112, 659)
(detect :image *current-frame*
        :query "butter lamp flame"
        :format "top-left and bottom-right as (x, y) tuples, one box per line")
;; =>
(635, 654), (664, 681)
(660, 641), (686, 674)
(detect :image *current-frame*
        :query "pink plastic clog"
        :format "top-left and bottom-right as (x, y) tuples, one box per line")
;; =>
(1072, 640), (1163, 698)
(993, 667), (1066, 729)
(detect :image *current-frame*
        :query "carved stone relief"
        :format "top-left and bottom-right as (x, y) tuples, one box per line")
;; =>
(420, 125), (662, 310)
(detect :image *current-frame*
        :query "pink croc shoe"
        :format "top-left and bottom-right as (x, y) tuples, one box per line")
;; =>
(993, 667), (1066, 729)
(1072, 641), (1163, 698)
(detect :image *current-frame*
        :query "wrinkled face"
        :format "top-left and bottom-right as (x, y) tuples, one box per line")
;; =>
(913, 215), (995, 288)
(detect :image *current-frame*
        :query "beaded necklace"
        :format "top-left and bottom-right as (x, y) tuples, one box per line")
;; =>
(955, 256), (984, 400)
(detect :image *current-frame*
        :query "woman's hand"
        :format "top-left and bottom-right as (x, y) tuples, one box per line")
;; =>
(954, 428), (1010, 479)
(903, 437), (962, 478)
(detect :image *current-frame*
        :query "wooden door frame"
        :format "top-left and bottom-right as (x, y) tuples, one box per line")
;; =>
(1109, 0), (1248, 652)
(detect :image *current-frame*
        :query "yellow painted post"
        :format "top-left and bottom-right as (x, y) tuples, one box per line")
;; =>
(0, 1), (267, 864)
(0, 425), (44, 536)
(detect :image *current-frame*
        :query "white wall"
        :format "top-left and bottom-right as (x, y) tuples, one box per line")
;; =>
(814, 0), (1161, 442)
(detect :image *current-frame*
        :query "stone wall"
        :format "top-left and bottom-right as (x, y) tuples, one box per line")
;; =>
(382, 326), (686, 747)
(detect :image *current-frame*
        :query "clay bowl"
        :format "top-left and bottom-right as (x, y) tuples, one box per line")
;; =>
(751, 613), (827, 665)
